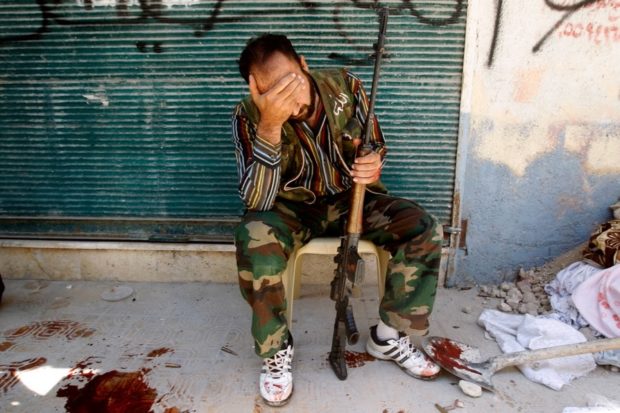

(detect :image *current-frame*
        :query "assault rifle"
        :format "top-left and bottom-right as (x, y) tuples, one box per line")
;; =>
(328, 7), (388, 381)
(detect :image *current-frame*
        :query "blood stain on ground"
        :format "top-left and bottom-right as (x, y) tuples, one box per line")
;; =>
(147, 347), (173, 358)
(0, 341), (14, 351)
(57, 369), (157, 413)
(344, 350), (376, 368)
(4, 320), (95, 341)
(69, 356), (102, 381)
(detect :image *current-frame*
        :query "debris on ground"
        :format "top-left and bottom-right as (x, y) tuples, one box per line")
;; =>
(220, 346), (238, 356)
(478, 197), (619, 317)
(100, 285), (134, 301)
(475, 201), (620, 375)
(543, 261), (601, 329)
(434, 399), (465, 412)
(478, 242), (587, 315)
(572, 264), (620, 338)
(478, 309), (598, 390)
(478, 273), (551, 315)
(562, 393), (620, 413)
(458, 380), (482, 398)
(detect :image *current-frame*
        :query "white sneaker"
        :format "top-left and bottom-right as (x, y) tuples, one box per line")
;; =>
(366, 325), (440, 380)
(259, 335), (294, 406)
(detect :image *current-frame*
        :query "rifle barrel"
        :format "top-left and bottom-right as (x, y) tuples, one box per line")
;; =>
(363, 7), (389, 145)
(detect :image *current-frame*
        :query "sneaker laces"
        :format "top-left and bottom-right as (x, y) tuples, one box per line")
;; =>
(393, 335), (426, 362)
(264, 346), (293, 380)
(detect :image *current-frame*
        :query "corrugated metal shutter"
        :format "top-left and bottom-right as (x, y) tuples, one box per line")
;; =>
(0, 0), (466, 241)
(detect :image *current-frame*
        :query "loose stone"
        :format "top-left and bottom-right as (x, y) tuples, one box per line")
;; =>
(498, 301), (512, 312)
(458, 380), (482, 398)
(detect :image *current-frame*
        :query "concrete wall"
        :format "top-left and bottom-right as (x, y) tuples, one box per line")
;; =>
(452, 0), (620, 285)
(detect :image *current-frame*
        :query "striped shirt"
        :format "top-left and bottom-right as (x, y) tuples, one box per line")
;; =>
(232, 70), (386, 211)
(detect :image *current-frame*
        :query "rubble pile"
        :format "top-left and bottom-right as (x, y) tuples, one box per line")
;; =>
(477, 243), (587, 315)
(478, 271), (551, 315)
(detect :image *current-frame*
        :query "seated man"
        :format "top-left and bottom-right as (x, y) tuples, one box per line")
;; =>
(232, 33), (443, 407)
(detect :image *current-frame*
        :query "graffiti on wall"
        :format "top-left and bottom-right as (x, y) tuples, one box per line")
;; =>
(555, 0), (620, 44)
(0, 0), (464, 61)
(488, 0), (619, 67)
(76, 0), (202, 6)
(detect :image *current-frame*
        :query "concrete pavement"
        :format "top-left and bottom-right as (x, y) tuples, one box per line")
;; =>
(0, 278), (618, 413)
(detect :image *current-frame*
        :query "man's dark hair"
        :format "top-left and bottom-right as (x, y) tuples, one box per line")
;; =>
(238, 33), (302, 83)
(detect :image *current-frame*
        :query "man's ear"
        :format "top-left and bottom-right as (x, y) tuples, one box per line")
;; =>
(300, 55), (309, 72)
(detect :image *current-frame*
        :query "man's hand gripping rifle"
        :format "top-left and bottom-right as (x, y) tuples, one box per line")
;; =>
(328, 7), (388, 381)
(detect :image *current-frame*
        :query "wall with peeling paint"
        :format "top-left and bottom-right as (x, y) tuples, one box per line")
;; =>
(452, 0), (620, 285)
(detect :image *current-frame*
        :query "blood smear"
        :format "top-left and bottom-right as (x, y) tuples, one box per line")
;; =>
(57, 370), (156, 413)
(344, 350), (376, 368)
(429, 338), (481, 375)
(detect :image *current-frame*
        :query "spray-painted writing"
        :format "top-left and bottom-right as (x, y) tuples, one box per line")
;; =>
(76, 0), (202, 7)
(556, 0), (620, 44)
(1, 0), (465, 60)
(488, 0), (617, 68)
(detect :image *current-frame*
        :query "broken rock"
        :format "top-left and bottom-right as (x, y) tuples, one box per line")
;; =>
(506, 298), (521, 310)
(458, 380), (482, 398)
(498, 301), (512, 312)
(500, 282), (512, 292)
(491, 286), (502, 298)
(521, 291), (537, 304)
(506, 287), (523, 302)
(525, 302), (539, 315)
(478, 285), (491, 297)
(516, 279), (532, 293)
(532, 285), (544, 294)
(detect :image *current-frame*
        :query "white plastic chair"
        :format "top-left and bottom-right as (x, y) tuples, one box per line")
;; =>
(282, 237), (390, 327)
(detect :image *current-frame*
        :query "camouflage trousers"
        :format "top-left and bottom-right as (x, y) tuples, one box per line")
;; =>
(235, 191), (443, 358)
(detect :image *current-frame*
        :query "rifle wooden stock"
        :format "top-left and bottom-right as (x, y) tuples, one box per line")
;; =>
(347, 180), (367, 235)
(346, 144), (372, 236)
